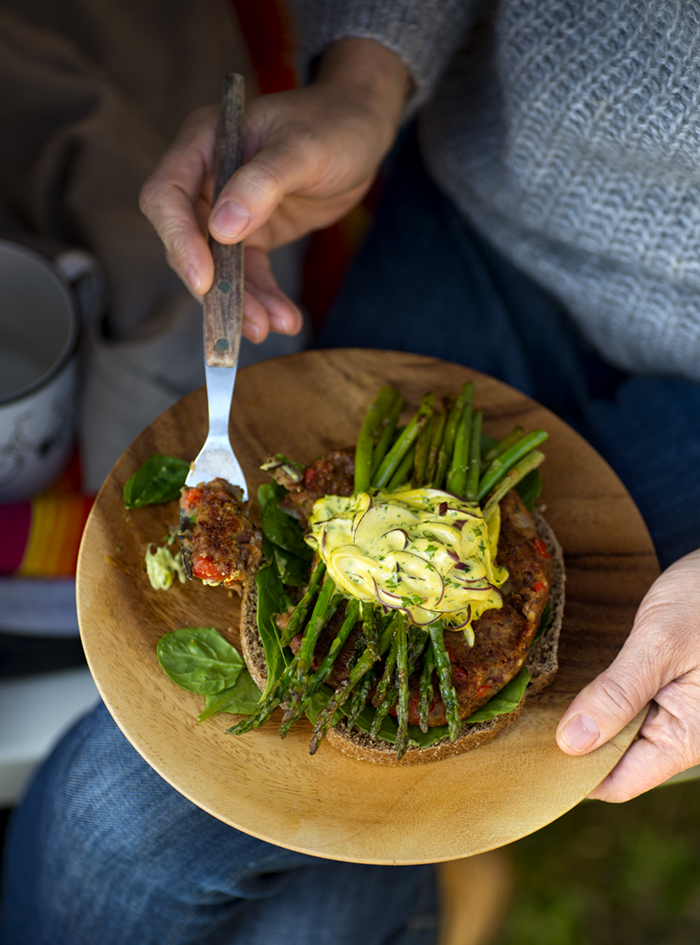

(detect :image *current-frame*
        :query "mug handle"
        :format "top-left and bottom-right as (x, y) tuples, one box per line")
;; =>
(54, 249), (105, 328)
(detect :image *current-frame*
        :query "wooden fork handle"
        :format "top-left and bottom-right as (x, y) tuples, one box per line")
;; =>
(204, 73), (245, 369)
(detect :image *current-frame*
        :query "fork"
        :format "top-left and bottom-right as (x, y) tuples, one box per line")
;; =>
(180, 74), (248, 571)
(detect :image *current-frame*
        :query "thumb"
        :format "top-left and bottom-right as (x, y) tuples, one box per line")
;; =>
(557, 553), (700, 759)
(556, 596), (670, 756)
(557, 551), (700, 801)
(556, 657), (653, 757)
(208, 142), (315, 246)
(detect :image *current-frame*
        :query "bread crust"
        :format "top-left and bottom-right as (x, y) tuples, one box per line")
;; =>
(240, 509), (565, 765)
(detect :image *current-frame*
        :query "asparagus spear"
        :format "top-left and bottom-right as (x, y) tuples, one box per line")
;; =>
(387, 444), (416, 490)
(345, 665), (377, 731)
(407, 625), (429, 667)
(424, 410), (447, 487)
(372, 393), (434, 488)
(354, 385), (400, 494)
(370, 395), (405, 478)
(411, 414), (433, 488)
(464, 409), (483, 502)
(369, 683), (397, 738)
(434, 383), (472, 489)
(309, 614), (396, 753)
(232, 578), (340, 737)
(290, 633), (365, 743)
(481, 426), (523, 471)
(395, 617), (410, 759)
(369, 616), (402, 736)
(361, 600), (381, 660)
(311, 598), (362, 688)
(231, 584), (339, 735)
(446, 399), (473, 497)
(482, 450), (546, 516)
(308, 651), (372, 754)
(278, 598), (361, 735)
(477, 429), (548, 502)
(279, 561), (326, 646)
(417, 639), (436, 734)
(428, 621), (462, 742)
(283, 580), (340, 719)
(226, 662), (294, 735)
(368, 621), (428, 744)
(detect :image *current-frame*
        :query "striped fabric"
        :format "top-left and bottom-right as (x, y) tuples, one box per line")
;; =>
(5, 495), (94, 577)
(0, 452), (94, 578)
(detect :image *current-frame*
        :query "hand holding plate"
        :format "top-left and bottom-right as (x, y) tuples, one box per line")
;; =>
(557, 548), (700, 801)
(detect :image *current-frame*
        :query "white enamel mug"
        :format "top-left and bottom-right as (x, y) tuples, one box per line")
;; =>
(0, 239), (101, 502)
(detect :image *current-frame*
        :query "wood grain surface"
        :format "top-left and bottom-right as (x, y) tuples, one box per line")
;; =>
(77, 349), (658, 864)
(204, 73), (244, 368)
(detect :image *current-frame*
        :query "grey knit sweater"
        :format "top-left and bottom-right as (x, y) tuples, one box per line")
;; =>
(299, 1), (700, 383)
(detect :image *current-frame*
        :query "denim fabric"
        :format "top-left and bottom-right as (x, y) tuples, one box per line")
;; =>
(318, 130), (700, 571)
(0, 703), (438, 945)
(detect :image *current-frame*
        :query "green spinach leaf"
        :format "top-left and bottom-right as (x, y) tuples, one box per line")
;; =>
(259, 484), (313, 561)
(514, 469), (542, 512)
(124, 454), (189, 508)
(198, 670), (262, 720)
(258, 480), (287, 515)
(156, 627), (244, 694)
(273, 545), (312, 587)
(533, 602), (552, 642)
(467, 668), (530, 723)
(258, 482), (311, 586)
(255, 561), (292, 699)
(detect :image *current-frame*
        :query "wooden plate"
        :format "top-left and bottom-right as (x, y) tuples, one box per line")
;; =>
(77, 349), (658, 864)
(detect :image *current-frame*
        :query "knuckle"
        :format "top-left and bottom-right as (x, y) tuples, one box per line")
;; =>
(286, 122), (325, 157)
(177, 105), (219, 143)
(162, 225), (191, 264)
(237, 129), (325, 201)
(138, 179), (158, 218)
(595, 672), (645, 721)
(163, 249), (179, 274)
(631, 602), (695, 677)
(645, 622), (678, 660)
(653, 725), (699, 777)
(661, 692), (700, 759)
(224, 161), (285, 212)
(138, 174), (173, 225)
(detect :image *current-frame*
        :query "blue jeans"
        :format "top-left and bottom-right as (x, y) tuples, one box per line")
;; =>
(0, 704), (437, 945)
(3, 129), (700, 944)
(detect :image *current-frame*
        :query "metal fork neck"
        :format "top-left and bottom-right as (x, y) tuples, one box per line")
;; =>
(205, 363), (237, 438)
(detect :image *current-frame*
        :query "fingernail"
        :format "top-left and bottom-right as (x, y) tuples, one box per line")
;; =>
(184, 265), (201, 294)
(211, 200), (250, 238)
(561, 714), (600, 752)
(269, 313), (295, 336)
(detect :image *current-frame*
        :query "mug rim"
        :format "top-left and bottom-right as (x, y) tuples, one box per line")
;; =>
(0, 239), (81, 406)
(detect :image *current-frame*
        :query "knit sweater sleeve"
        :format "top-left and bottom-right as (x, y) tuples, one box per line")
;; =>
(290, 0), (480, 111)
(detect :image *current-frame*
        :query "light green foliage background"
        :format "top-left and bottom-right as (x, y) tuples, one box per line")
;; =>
(494, 780), (700, 945)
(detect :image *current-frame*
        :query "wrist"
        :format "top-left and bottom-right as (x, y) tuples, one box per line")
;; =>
(315, 38), (411, 137)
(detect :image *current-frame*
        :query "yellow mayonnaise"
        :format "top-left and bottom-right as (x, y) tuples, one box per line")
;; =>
(307, 488), (508, 639)
(145, 544), (186, 591)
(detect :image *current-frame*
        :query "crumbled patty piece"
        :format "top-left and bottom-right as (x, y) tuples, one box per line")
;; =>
(267, 449), (355, 527)
(179, 478), (262, 592)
